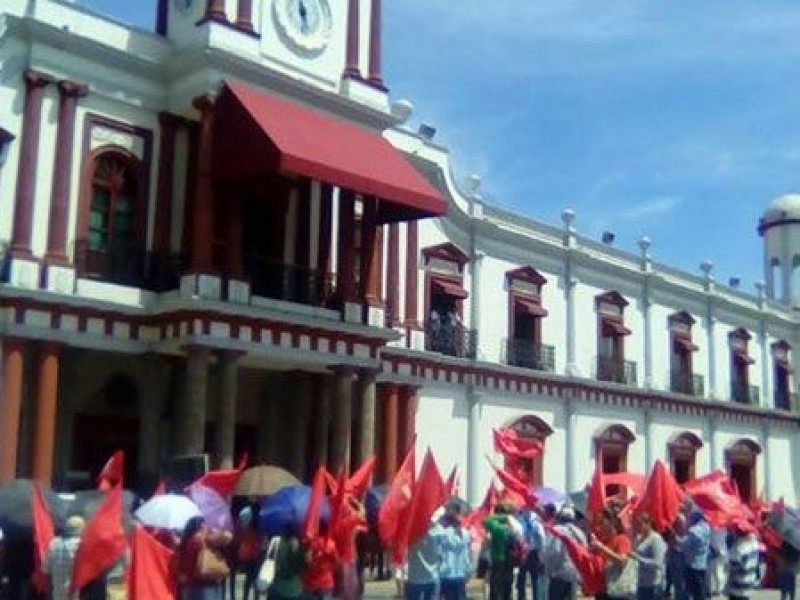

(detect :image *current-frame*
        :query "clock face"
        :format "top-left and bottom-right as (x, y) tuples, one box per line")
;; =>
(273, 0), (333, 54)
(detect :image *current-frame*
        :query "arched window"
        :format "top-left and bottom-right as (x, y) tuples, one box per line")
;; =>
(594, 424), (635, 496)
(79, 149), (145, 284)
(595, 291), (634, 385)
(505, 415), (554, 487)
(726, 439), (761, 504)
(729, 328), (755, 404)
(667, 432), (703, 484)
(505, 267), (551, 371)
(669, 311), (700, 396)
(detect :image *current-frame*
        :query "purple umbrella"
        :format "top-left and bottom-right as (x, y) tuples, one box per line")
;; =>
(534, 485), (567, 507)
(188, 483), (233, 532)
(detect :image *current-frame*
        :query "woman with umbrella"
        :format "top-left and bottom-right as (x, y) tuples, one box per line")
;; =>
(176, 516), (233, 600)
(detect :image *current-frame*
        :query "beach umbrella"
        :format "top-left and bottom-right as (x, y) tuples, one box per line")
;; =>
(534, 486), (567, 507)
(258, 485), (330, 537)
(135, 494), (201, 531)
(0, 479), (68, 537)
(235, 465), (300, 497)
(187, 484), (233, 532)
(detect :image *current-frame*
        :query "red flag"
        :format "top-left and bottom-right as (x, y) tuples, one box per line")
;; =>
(493, 428), (543, 460)
(688, 474), (752, 529)
(464, 483), (499, 543)
(128, 524), (175, 600)
(403, 450), (449, 550)
(634, 461), (684, 532)
(71, 485), (128, 594)
(324, 469), (339, 494)
(303, 467), (327, 541)
(683, 470), (729, 494)
(328, 468), (348, 542)
(547, 524), (605, 596)
(378, 446), (416, 547)
(97, 450), (124, 490)
(347, 457), (376, 499)
(603, 472), (646, 496)
(32, 484), (55, 593)
(490, 461), (537, 508)
(587, 463), (606, 516)
(188, 454), (248, 498)
(445, 466), (459, 497)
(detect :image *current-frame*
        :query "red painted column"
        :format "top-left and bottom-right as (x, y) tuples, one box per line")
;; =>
(189, 95), (216, 273)
(32, 343), (59, 484)
(382, 384), (399, 482)
(45, 81), (87, 265)
(225, 192), (244, 278)
(367, 0), (384, 87)
(405, 220), (420, 328)
(361, 197), (380, 305)
(154, 113), (182, 260)
(344, 0), (361, 78)
(236, 0), (255, 32)
(11, 70), (53, 258)
(399, 385), (418, 459)
(317, 184), (333, 301)
(0, 339), (26, 484)
(205, 0), (227, 22)
(337, 190), (357, 302)
(387, 223), (400, 326)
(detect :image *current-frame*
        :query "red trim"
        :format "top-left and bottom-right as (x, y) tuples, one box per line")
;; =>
(387, 223), (400, 326)
(601, 317), (631, 337)
(188, 95), (216, 272)
(367, 0), (385, 88)
(405, 221), (419, 329)
(421, 242), (469, 270)
(431, 278), (468, 300)
(506, 266), (547, 287)
(595, 290), (629, 309)
(344, 0), (361, 78)
(674, 337), (699, 353)
(734, 348), (756, 366)
(514, 297), (548, 317)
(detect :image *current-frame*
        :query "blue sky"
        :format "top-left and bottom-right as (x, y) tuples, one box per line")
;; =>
(76, 1), (800, 290)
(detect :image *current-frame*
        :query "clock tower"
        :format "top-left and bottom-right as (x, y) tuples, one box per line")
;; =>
(157, 0), (387, 109)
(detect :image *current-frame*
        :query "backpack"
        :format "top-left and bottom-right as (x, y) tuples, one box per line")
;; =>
(256, 536), (281, 593)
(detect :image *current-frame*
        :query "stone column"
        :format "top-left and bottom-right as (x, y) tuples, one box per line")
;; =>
(176, 346), (210, 455)
(344, 0), (361, 78)
(361, 198), (381, 305)
(236, 0), (255, 32)
(189, 95), (216, 273)
(706, 305), (717, 400)
(0, 339), (26, 484)
(45, 81), (87, 266)
(367, 0), (384, 87)
(285, 373), (311, 479)
(357, 370), (377, 464)
(708, 417), (719, 471)
(139, 355), (168, 487)
(387, 223), (400, 326)
(312, 376), (332, 469)
(31, 343), (59, 484)
(11, 70), (53, 258)
(382, 384), (399, 482)
(330, 368), (354, 473)
(216, 351), (240, 469)
(564, 397), (577, 493)
(466, 385), (481, 505)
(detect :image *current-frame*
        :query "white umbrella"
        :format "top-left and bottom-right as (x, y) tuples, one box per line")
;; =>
(134, 494), (201, 531)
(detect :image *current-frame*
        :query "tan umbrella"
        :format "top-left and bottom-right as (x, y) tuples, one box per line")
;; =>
(234, 465), (300, 497)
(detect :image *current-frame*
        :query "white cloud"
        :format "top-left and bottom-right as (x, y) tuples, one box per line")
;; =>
(621, 196), (683, 221)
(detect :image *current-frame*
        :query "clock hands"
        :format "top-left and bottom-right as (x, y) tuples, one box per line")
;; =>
(298, 0), (309, 33)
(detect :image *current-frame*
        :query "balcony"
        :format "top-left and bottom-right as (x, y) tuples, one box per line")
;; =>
(503, 339), (555, 372)
(669, 370), (705, 397)
(425, 319), (477, 359)
(74, 240), (182, 292)
(731, 382), (760, 405)
(596, 355), (638, 386)
(243, 256), (336, 308)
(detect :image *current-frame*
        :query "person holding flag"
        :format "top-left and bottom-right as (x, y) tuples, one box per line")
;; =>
(542, 504), (586, 600)
(484, 504), (516, 600)
(676, 509), (711, 600)
(405, 520), (444, 600)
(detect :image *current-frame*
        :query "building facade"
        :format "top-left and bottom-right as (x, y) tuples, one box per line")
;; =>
(0, 0), (798, 503)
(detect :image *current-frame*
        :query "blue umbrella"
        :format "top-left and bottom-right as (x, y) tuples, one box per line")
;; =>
(258, 485), (331, 537)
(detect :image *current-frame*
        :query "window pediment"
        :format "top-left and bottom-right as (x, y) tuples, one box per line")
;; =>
(422, 243), (469, 269)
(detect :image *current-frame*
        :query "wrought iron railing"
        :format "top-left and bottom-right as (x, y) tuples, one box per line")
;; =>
(596, 355), (638, 386)
(669, 370), (705, 397)
(425, 320), (477, 359)
(74, 239), (182, 292)
(503, 339), (555, 372)
(244, 256), (336, 307)
(731, 381), (760, 405)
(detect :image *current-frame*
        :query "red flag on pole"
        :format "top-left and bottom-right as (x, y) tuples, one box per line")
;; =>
(445, 466), (459, 497)
(378, 446), (416, 547)
(32, 484), (55, 593)
(493, 428), (543, 460)
(490, 461), (537, 508)
(303, 467), (327, 541)
(587, 462), (607, 516)
(97, 450), (124, 491)
(634, 460), (684, 532)
(404, 450), (449, 550)
(71, 485), (128, 594)
(188, 452), (248, 498)
(347, 457), (376, 499)
(128, 524), (176, 600)
(547, 524), (605, 596)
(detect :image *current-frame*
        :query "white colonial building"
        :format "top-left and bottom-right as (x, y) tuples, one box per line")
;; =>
(0, 0), (798, 503)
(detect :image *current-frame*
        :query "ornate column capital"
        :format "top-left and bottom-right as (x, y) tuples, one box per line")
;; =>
(24, 69), (55, 90)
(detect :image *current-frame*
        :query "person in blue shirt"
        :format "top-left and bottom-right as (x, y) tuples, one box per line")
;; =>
(515, 509), (545, 600)
(438, 502), (473, 600)
(405, 523), (444, 600)
(677, 508), (711, 600)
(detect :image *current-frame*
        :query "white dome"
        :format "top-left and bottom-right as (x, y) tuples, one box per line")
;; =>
(763, 193), (800, 224)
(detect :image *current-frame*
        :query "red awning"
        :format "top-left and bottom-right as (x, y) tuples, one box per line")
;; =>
(602, 318), (631, 336)
(514, 297), (548, 317)
(674, 337), (699, 353)
(213, 81), (446, 223)
(733, 349), (756, 365)
(431, 279), (468, 300)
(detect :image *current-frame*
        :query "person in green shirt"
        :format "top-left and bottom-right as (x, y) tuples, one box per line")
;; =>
(268, 525), (309, 600)
(484, 505), (515, 600)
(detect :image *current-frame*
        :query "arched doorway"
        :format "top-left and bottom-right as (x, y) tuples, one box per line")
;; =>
(594, 424), (636, 496)
(505, 415), (554, 487)
(667, 432), (703, 484)
(726, 439), (761, 504)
